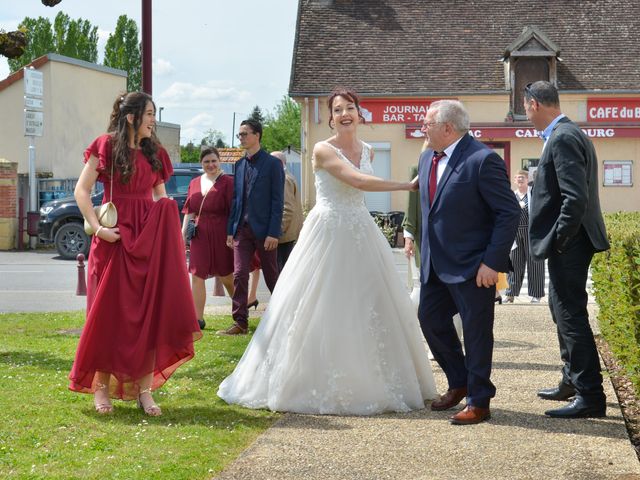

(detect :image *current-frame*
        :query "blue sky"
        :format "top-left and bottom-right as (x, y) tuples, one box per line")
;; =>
(0, 0), (299, 145)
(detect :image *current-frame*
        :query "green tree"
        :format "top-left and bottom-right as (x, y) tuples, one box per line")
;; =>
(200, 129), (228, 148)
(7, 17), (54, 72)
(7, 12), (97, 72)
(103, 15), (141, 92)
(53, 12), (98, 62)
(180, 142), (201, 163)
(249, 105), (265, 125)
(262, 96), (301, 153)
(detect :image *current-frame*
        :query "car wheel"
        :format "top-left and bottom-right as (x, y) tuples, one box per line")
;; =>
(54, 223), (91, 260)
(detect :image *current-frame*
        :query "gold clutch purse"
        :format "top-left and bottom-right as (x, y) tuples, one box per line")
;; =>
(83, 158), (118, 235)
(84, 201), (118, 235)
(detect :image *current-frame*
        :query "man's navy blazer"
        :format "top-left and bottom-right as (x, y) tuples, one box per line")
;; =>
(418, 134), (520, 284)
(227, 149), (285, 239)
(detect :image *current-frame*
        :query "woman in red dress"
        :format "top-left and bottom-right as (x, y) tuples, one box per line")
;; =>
(181, 147), (235, 329)
(69, 92), (202, 416)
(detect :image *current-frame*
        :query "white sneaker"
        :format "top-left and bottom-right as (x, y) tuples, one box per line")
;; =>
(531, 297), (540, 303)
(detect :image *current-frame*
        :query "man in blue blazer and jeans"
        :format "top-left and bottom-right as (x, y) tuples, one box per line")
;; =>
(221, 119), (285, 335)
(418, 100), (520, 424)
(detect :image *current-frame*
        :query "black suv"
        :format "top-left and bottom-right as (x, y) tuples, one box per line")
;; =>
(38, 167), (201, 259)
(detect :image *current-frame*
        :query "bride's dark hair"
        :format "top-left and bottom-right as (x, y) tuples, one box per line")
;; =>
(327, 86), (366, 129)
(108, 92), (162, 184)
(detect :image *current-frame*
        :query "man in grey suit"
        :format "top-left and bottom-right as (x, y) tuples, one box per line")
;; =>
(524, 81), (610, 418)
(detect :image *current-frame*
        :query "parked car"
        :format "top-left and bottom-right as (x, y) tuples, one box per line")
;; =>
(38, 167), (202, 260)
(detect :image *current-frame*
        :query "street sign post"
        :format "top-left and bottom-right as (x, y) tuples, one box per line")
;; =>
(23, 67), (44, 249)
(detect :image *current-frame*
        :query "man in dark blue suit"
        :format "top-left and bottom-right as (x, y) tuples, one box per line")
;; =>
(219, 119), (285, 335)
(417, 100), (520, 424)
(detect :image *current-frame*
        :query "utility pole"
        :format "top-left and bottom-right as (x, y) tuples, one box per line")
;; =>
(142, 0), (152, 95)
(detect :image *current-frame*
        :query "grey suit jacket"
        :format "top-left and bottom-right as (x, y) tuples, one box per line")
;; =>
(529, 117), (609, 260)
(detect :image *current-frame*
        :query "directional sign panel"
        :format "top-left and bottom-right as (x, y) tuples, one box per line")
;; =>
(24, 68), (43, 97)
(24, 110), (44, 137)
(24, 96), (43, 109)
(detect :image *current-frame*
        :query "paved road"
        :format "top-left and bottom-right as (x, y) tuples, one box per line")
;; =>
(0, 248), (594, 314)
(0, 249), (270, 314)
(0, 249), (87, 312)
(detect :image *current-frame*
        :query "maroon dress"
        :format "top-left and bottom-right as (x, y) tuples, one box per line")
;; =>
(68, 134), (202, 400)
(183, 174), (235, 278)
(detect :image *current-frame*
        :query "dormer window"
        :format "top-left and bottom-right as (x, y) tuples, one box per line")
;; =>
(502, 26), (561, 120)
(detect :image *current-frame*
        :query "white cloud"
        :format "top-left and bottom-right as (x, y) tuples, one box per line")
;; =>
(96, 28), (111, 63)
(153, 58), (174, 76)
(185, 113), (215, 130)
(179, 113), (217, 145)
(157, 81), (251, 107)
(97, 28), (111, 42)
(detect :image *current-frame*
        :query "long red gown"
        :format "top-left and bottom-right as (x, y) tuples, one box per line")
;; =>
(183, 174), (235, 278)
(68, 134), (202, 400)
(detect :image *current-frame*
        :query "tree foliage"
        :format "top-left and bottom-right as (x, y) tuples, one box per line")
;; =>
(262, 96), (301, 153)
(180, 129), (229, 163)
(8, 12), (97, 72)
(200, 129), (228, 148)
(103, 15), (141, 92)
(0, 28), (27, 59)
(53, 12), (98, 62)
(249, 105), (265, 125)
(180, 142), (201, 164)
(7, 17), (54, 72)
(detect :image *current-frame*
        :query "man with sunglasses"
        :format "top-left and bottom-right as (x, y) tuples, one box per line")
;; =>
(524, 81), (610, 418)
(222, 119), (285, 335)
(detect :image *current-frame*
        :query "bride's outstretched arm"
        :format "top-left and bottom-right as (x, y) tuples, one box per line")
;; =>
(313, 142), (413, 192)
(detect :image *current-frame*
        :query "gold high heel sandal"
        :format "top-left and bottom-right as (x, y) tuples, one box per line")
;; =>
(137, 388), (162, 416)
(94, 382), (114, 414)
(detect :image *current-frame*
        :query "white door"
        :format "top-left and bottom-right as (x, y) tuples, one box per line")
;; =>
(364, 143), (391, 212)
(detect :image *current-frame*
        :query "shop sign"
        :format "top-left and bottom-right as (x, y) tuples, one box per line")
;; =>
(406, 124), (640, 139)
(587, 98), (640, 123)
(360, 99), (437, 123)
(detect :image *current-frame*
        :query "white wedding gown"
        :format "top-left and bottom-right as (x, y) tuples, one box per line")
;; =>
(217, 141), (437, 415)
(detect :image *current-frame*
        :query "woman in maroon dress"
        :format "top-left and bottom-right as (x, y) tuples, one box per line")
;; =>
(69, 92), (202, 416)
(181, 147), (235, 329)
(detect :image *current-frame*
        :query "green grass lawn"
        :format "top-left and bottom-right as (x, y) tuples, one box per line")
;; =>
(0, 312), (279, 480)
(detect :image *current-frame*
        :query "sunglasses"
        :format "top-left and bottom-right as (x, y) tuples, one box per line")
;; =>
(524, 83), (542, 103)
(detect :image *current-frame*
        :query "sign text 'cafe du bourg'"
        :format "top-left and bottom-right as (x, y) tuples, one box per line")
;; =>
(358, 98), (640, 140)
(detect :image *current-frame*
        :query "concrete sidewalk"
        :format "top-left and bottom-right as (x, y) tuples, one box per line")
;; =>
(214, 304), (639, 480)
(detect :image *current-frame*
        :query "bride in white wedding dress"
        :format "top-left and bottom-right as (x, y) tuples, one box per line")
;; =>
(217, 87), (437, 415)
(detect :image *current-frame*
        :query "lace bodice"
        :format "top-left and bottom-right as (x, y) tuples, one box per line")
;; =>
(313, 141), (373, 212)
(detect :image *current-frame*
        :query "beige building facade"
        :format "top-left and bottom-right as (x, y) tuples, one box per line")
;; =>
(0, 53), (181, 249)
(0, 53), (128, 180)
(289, 1), (640, 215)
(296, 93), (639, 213)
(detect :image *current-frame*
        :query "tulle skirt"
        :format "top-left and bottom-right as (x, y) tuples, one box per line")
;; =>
(218, 203), (437, 415)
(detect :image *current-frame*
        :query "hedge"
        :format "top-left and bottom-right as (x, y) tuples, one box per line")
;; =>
(591, 211), (640, 392)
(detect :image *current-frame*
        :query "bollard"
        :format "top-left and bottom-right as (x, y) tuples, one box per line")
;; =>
(76, 253), (87, 296)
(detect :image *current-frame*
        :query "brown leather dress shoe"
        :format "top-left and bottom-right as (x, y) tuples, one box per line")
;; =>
(430, 387), (467, 411)
(450, 405), (491, 425)
(216, 324), (248, 336)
